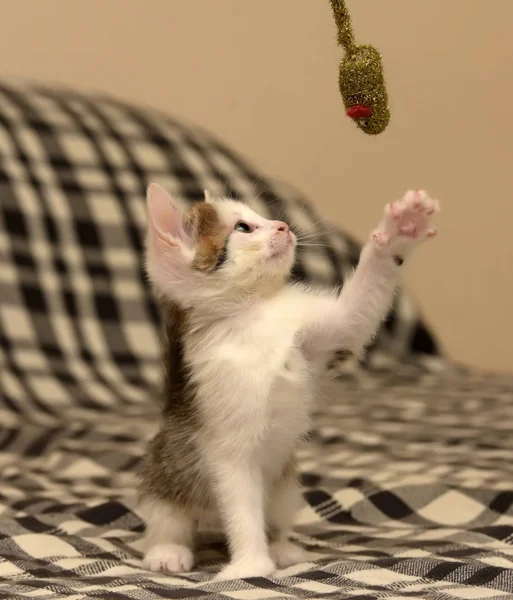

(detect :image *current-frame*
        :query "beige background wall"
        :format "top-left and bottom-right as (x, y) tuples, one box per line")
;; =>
(0, 0), (511, 372)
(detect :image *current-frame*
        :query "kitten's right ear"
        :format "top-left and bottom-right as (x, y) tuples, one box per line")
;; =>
(146, 183), (191, 249)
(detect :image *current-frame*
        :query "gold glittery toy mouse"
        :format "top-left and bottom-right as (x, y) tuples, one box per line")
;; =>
(329, 0), (390, 135)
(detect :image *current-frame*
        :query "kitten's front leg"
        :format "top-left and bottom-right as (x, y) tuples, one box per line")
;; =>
(267, 462), (309, 568)
(200, 365), (276, 581)
(302, 190), (439, 358)
(212, 459), (275, 581)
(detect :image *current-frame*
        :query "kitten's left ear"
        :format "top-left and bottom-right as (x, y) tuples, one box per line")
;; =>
(146, 183), (192, 248)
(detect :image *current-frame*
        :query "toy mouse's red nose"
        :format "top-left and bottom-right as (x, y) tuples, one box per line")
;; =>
(346, 105), (373, 119)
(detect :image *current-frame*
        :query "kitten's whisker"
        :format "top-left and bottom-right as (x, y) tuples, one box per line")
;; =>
(294, 222), (338, 238)
(295, 228), (339, 241)
(294, 220), (324, 234)
(295, 230), (337, 241)
(294, 212), (333, 230)
(295, 233), (324, 241)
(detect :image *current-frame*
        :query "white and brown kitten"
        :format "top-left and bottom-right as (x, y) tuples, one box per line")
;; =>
(138, 184), (439, 581)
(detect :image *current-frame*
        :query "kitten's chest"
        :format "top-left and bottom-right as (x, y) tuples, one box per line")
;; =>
(255, 347), (313, 478)
(269, 347), (313, 431)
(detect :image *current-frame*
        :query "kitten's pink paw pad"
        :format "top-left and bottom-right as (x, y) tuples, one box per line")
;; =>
(143, 543), (194, 574)
(270, 540), (309, 568)
(398, 223), (416, 236)
(374, 190), (440, 251)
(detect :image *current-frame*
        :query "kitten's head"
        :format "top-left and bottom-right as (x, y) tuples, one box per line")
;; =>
(145, 183), (296, 307)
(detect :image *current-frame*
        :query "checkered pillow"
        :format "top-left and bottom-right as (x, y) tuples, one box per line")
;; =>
(0, 78), (439, 417)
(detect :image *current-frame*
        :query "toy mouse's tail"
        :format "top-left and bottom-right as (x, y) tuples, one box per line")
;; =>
(329, 0), (357, 55)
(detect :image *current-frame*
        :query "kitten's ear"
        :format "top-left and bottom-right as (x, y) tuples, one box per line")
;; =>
(146, 183), (191, 248)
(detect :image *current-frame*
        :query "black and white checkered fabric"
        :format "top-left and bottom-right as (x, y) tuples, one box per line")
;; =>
(1, 78), (512, 599)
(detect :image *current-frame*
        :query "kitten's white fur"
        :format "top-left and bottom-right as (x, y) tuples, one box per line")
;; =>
(139, 185), (439, 580)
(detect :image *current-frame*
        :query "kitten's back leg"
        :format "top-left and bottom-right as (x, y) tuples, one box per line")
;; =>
(139, 496), (195, 574)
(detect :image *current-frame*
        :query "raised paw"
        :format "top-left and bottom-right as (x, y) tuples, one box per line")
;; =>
(213, 554), (275, 582)
(372, 190), (440, 253)
(270, 539), (309, 568)
(143, 543), (194, 574)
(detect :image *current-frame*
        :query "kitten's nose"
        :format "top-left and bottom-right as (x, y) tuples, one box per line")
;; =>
(273, 221), (289, 233)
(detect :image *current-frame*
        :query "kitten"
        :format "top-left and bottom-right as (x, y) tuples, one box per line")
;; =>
(138, 184), (439, 581)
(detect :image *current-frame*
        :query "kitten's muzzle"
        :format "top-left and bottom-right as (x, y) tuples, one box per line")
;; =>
(268, 222), (295, 258)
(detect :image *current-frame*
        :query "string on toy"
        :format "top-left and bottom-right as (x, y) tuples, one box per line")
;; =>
(329, 0), (390, 135)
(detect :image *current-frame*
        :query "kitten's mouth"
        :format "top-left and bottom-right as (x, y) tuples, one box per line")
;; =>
(267, 233), (296, 261)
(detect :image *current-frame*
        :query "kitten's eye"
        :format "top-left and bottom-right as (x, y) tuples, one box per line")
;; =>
(234, 221), (252, 233)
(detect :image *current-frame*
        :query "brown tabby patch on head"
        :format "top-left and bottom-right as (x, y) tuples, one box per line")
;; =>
(188, 203), (230, 272)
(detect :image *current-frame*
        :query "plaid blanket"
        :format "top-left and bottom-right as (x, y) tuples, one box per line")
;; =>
(1, 78), (512, 599)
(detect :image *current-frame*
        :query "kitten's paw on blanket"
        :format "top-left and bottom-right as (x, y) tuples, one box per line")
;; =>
(270, 539), (309, 568)
(143, 543), (194, 574)
(213, 554), (275, 581)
